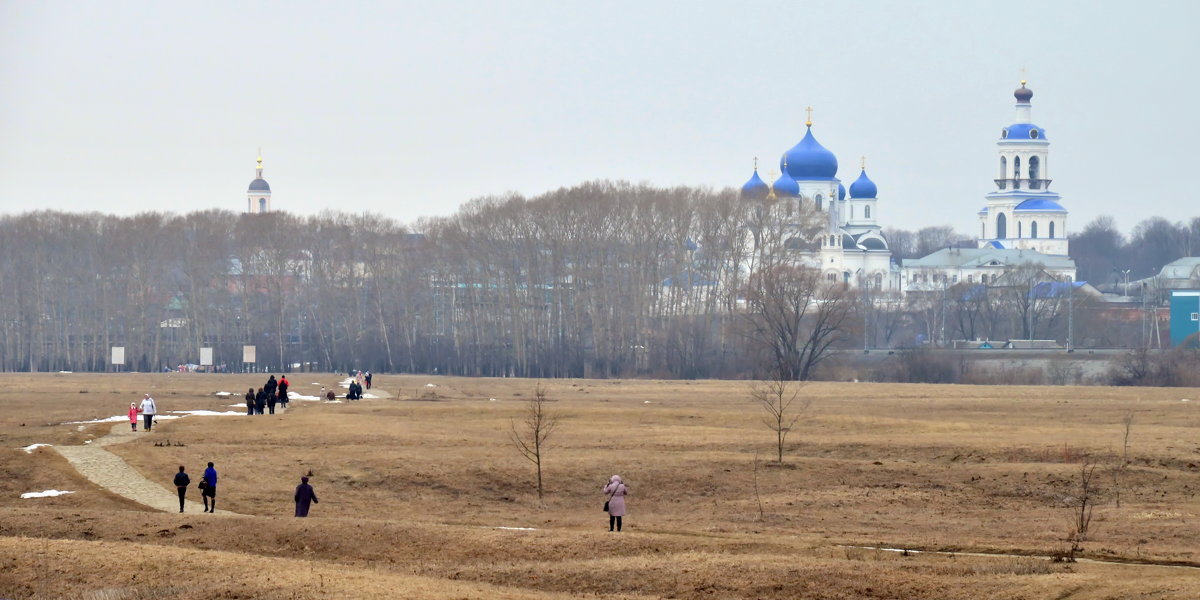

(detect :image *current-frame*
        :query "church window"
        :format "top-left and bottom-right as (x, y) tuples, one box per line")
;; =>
(1013, 156), (1021, 180)
(826, 273), (836, 282)
(816, 196), (823, 211)
(258, 198), (267, 212)
(968, 274), (975, 283)
(1000, 156), (1007, 179)
(865, 206), (871, 219)
(1029, 156), (1040, 182)
(1049, 222), (1056, 238)
(1018, 222), (1023, 238)
(996, 213), (1007, 239)
(1030, 129), (1039, 139)
(1031, 221), (1038, 238)
(1001, 129), (1008, 139)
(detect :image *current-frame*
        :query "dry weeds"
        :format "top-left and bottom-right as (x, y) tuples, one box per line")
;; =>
(0, 373), (1197, 599)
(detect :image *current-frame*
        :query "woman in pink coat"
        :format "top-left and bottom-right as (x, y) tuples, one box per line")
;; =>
(127, 403), (139, 432)
(603, 475), (629, 532)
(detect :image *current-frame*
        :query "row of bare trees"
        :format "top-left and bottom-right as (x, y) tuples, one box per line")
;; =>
(0, 182), (861, 377)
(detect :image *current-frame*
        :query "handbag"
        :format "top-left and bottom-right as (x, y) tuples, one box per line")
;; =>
(198, 479), (207, 490)
(603, 485), (619, 512)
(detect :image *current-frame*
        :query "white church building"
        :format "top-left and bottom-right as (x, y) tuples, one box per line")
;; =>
(977, 81), (1068, 255)
(739, 112), (901, 292)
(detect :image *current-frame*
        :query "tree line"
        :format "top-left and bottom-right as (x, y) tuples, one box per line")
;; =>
(2, 182), (1190, 377)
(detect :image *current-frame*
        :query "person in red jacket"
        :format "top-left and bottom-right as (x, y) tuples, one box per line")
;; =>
(277, 375), (290, 409)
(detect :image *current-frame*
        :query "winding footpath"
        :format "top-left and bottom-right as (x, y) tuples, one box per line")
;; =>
(55, 423), (236, 515)
(53, 386), (393, 515)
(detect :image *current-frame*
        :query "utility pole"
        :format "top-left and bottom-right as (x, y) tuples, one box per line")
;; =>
(1066, 279), (1073, 352)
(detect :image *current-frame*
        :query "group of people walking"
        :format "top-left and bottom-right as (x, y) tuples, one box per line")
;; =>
(128, 394), (157, 432)
(246, 375), (290, 415)
(171, 462), (219, 513)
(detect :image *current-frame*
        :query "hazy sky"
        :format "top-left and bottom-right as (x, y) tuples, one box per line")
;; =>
(2, 0), (1197, 233)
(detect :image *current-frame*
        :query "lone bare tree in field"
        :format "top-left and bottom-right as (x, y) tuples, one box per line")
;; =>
(509, 384), (558, 501)
(752, 375), (812, 464)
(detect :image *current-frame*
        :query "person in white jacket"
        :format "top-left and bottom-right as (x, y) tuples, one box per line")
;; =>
(139, 394), (157, 432)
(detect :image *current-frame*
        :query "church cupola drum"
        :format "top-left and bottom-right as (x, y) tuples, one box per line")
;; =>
(247, 153), (272, 214)
(977, 81), (1068, 255)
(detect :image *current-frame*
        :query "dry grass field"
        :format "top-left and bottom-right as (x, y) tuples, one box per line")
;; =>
(0, 372), (1197, 599)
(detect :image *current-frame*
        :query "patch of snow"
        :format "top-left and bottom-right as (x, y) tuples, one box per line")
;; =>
(167, 410), (243, 417)
(326, 400), (343, 404)
(289, 393), (322, 401)
(76, 425), (85, 431)
(21, 490), (75, 499)
(363, 393), (380, 399)
(643, 401), (652, 404)
(489, 398), (497, 402)
(58, 371), (73, 374)
(83, 440), (92, 444)
(425, 383), (437, 388)
(64, 415), (127, 424)
(20, 443), (52, 453)
(1182, 399), (1190, 402)
(493, 526), (537, 531)
(214, 391), (232, 397)
(311, 382), (321, 386)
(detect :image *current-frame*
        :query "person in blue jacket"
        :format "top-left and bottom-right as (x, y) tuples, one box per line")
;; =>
(202, 462), (218, 513)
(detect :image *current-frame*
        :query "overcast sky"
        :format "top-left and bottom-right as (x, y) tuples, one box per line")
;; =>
(2, 0), (1196, 234)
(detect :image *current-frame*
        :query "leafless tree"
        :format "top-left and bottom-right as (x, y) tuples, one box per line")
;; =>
(752, 375), (812, 464)
(509, 384), (558, 502)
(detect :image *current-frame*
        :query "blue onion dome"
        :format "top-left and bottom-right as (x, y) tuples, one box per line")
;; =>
(837, 183), (846, 201)
(741, 168), (769, 200)
(849, 169), (877, 198)
(1014, 198), (1065, 211)
(249, 178), (270, 192)
(772, 170), (800, 198)
(780, 126), (838, 180)
(1014, 80), (1033, 103)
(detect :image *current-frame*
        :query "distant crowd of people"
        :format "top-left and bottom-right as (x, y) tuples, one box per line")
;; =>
(245, 375), (290, 415)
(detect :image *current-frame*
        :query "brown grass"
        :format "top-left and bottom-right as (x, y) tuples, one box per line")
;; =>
(1, 373), (1198, 598)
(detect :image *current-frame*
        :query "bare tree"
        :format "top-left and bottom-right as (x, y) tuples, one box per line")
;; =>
(509, 384), (558, 502)
(744, 265), (857, 380)
(1068, 460), (1101, 539)
(752, 375), (812, 464)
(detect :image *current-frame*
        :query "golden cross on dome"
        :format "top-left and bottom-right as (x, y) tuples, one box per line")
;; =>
(1020, 67), (1028, 86)
(860, 156), (866, 170)
(753, 156), (758, 171)
(804, 106), (813, 127)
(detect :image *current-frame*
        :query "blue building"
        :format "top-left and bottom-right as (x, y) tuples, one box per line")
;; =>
(1168, 290), (1200, 347)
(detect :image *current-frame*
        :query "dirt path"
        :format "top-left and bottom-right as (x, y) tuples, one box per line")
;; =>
(55, 423), (236, 515)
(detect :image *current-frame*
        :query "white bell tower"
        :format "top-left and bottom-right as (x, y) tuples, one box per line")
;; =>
(246, 152), (272, 213)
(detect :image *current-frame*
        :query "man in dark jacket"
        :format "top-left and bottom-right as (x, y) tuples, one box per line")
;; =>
(264, 375), (278, 399)
(202, 462), (218, 513)
(294, 476), (318, 517)
(173, 466), (190, 512)
(255, 388), (267, 415)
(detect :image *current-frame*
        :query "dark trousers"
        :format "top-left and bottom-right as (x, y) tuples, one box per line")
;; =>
(267, 402), (275, 414)
(609, 515), (622, 531)
(143, 414), (154, 431)
(176, 487), (187, 512)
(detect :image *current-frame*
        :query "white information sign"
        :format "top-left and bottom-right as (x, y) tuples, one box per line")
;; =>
(242, 345), (256, 363)
(200, 347), (214, 366)
(111, 346), (125, 365)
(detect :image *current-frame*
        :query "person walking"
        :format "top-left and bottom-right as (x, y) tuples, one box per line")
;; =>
(264, 375), (278, 403)
(266, 387), (277, 415)
(139, 394), (157, 432)
(294, 476), (319, 517)
(202, 462), (218, 513)
(254, 388), (267, 415)
(364, 371), (372, 389)
(277, 375), (290, 409)
(244, 388), (255, 416)
(603, 475), (629, 532)
(128, 403), (139, 432)
(173, 466), (190, 512)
